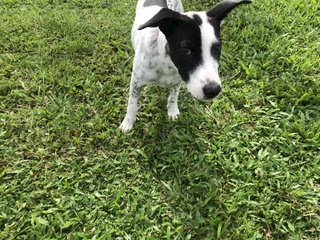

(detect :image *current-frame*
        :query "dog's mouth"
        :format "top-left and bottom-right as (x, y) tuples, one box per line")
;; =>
(195, 94), (221, 102)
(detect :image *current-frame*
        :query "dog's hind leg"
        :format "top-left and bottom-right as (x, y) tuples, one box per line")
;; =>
(120, 75), (141, 133)
(167, 84), (180, 120)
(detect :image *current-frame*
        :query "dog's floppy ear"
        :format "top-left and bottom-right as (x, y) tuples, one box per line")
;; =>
(138, 8), (190, 35)
(207, 0), (251, 23)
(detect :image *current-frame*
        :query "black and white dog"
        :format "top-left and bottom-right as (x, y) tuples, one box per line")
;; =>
(120, 0), (251, 132)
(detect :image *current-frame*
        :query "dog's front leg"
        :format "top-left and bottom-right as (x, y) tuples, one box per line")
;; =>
(120, 77), (140, 133)
(167, 84), (180, 120)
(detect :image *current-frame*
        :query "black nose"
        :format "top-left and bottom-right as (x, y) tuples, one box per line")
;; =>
(203, 82), (221, 99)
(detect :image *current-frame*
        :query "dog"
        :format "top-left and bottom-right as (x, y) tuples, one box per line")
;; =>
(120, 0), (251, 132)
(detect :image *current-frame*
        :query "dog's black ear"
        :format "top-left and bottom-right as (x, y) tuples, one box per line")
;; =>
(207, 0), (251, 23)
(138, 8), (190, 35)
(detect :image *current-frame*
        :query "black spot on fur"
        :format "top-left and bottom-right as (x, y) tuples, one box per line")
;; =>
(149, 32), (159, 50)
(131, 81), (139, 98)
(165, 43), (170, 56)
(192, 14), (203, 25)
(148, 61), (157, 69)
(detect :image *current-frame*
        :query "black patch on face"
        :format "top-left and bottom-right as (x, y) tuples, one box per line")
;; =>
(211, 43), (221, 60)
(207, 19), (222, 60)
(192, 14), (203, 25)
(143, 0), (167, 8)
(165, 19), (202, 82)
(208, 19), (221, 41)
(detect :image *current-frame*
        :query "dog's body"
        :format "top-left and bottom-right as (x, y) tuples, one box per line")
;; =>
(120, 0), (251, 132)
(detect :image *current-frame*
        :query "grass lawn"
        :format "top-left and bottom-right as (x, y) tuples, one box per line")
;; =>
(0, 0), (319, 239)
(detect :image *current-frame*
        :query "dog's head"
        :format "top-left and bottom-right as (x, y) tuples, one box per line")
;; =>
(138, 0), (251, 100)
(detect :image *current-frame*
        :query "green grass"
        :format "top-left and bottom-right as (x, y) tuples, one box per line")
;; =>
(0, 0), (319, 239)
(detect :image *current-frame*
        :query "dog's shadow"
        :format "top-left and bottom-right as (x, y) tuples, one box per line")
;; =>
(133, 98), (226, 237)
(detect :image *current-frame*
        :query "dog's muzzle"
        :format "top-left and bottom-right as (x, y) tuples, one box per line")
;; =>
(203, 82), (221, 99)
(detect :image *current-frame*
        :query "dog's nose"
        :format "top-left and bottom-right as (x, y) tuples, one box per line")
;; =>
(203, 82), (221, 99)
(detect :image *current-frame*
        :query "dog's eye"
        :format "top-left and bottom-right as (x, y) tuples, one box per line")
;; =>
(211, 44), (221, 57)
(180, 46), (192, 55)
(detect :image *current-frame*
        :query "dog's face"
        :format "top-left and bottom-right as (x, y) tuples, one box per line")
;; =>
(166, 12), (222, 100)
(139, 0), (251, 100)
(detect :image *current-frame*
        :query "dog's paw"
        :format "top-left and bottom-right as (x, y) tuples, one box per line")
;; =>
(120, 119), (134, 133)
(168, 107), (180, 121)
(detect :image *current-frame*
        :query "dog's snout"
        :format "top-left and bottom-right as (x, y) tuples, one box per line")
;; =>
(203, 82), (221, 99)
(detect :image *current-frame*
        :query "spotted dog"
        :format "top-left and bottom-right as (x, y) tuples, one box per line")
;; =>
(120, 0), (251, 132)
